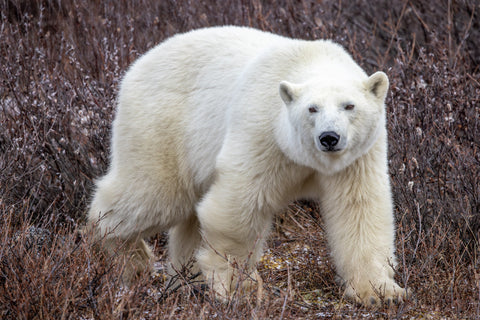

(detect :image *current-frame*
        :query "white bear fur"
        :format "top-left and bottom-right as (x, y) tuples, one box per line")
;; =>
(88, 26), (406, 305)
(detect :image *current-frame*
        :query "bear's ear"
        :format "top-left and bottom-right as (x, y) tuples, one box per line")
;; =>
(365, 71), (389, 102)
(279, 81), (302, 105)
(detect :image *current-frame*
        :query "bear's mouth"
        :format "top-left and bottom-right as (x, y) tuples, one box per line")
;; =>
(322, 146), (342, 152)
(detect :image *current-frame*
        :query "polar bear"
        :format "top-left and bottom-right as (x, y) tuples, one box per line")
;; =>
(88, 26), (406, 306)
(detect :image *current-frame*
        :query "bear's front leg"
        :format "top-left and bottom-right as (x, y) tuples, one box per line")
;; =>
(195, 178), (270, 301)
(320, 156), (407, 307)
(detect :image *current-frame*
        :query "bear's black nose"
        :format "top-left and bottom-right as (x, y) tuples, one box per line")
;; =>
(319, 131), (340, 149)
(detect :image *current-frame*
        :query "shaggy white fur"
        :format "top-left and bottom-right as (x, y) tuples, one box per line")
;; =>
(88, 26), (406, 305)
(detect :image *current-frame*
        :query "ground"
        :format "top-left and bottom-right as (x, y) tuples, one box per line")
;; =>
(0, 0), (479, 318)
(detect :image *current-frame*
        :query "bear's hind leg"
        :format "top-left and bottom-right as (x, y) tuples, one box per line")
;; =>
(167, 214), (203, 285)
(119, 238), (155, 284)
(88, 175), (157, 284)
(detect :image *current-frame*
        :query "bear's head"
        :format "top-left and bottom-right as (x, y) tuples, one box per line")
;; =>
(278, 71), (389, 175)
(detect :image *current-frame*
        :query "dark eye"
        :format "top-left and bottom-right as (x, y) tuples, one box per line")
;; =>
(345, 104), (355, 111)
(308, 105), (318, 113)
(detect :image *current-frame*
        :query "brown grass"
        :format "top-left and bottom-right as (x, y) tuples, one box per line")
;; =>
(1, 0), (479, 318)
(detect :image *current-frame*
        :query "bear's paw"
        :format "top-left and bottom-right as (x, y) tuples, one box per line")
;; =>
(344, 279), (407, 307)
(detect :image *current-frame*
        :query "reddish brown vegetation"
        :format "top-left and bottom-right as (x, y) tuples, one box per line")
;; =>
(1, 0), (478, 318)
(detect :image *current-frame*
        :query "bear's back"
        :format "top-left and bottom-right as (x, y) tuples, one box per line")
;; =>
(111, 27), (293, 189)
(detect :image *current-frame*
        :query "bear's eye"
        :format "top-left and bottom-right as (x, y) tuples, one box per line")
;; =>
(308, 105), (318, 113)
(344, 104), (355, 111)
